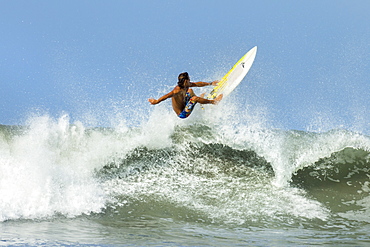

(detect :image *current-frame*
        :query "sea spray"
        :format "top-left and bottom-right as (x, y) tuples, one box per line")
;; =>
(0, 109), (369, 227)
(0, 115), (108, 221)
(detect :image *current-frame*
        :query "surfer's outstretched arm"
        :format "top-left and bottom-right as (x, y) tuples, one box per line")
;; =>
(148, 90), (175, 105)
(190, 80), (219, 87)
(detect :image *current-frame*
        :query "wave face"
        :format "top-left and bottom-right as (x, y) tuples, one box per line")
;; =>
(0, 112), (370, 227)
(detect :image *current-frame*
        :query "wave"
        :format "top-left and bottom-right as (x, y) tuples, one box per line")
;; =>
(0, 114), (369, 225)
(99, 138), (274, 181)
(292, 147), (370, 188)
(291, 147), (370, 219)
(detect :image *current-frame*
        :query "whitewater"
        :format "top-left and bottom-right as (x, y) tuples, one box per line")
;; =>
(1, 97), (370, 246)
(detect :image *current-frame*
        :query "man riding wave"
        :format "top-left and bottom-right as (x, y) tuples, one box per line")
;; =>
(148, 72), (223, 118)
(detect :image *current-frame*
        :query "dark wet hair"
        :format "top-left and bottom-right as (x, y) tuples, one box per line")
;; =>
(178, 72), (190, 88)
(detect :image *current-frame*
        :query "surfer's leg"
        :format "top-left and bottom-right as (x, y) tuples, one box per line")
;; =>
(177, 89), (196, 119)
(178, 90), (223, 119)
(178, 97), (197, 119)
(187, 88), (222, 105)
(178, 94), (223, 119)
(192, 94), (223, 105)
(214, 94), (223, 103)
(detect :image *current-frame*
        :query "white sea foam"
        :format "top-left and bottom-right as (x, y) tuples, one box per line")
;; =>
(0, 115), (107, 221)
(0, 104), (369, 224)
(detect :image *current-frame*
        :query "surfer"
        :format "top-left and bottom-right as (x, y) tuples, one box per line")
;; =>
(148, 72), (223, 118)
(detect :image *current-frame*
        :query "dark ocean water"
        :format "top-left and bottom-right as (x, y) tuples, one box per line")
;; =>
(1, 109), (370, 246)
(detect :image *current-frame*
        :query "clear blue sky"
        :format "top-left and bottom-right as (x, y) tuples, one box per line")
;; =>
(1, 0), (369, 133)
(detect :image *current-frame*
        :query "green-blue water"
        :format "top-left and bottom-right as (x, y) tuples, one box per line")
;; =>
(1, 112), (370, 246)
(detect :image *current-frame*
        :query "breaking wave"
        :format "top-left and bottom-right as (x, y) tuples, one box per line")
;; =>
(0, 111), (369, 226)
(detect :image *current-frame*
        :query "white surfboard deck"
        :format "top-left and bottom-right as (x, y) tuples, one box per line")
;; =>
(207, 46), (257, 100)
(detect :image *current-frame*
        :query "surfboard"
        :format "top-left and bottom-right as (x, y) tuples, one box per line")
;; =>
(207, 46), (257, 100)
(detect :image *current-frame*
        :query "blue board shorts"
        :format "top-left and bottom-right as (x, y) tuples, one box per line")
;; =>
(178, 92), (197, 119)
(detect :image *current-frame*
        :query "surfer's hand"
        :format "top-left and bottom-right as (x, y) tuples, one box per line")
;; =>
(148, 98), (158, 105)
(211, 80), (219, 86)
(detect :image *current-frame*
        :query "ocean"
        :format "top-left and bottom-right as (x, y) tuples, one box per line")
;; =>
(1, 104), (370, 246)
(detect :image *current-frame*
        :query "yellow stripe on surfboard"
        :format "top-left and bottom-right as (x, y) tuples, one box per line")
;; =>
(207, 46), (257, 100)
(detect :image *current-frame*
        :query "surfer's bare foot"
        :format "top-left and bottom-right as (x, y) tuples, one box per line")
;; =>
(200, 93), (205, 98)
(213, 94), (223, 104)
